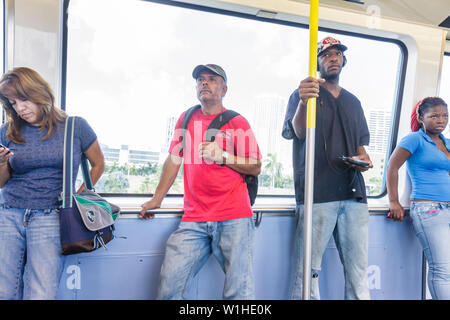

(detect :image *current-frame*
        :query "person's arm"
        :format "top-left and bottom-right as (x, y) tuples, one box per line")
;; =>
(0, 146), (13, 187)
(222, 152), (261, 176)
(139, 154), (182, 219)
(292, 100), (307, 139)
(291, 77), (325, 139)
(76, 140), (105, 194)
(199, 141), (261, 176)
(386, 146), (411, 222)
(350, 146), (374, 172)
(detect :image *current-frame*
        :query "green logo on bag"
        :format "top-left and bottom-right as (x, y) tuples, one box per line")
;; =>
(87, 210), (95, 223)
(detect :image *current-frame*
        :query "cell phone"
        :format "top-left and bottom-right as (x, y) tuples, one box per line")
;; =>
(0, 143), (11, 154)
(339, 155), (369, 168)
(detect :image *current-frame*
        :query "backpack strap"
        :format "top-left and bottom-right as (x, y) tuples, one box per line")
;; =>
(181, 104), (201, 151)
(180, 105), (240, 148)
(205, 110), (240, 142)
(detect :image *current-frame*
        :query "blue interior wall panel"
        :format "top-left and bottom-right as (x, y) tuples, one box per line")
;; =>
(57, 214), (423, 300)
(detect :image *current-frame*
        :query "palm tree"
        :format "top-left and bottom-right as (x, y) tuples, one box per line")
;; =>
(263, 153), (283, 189)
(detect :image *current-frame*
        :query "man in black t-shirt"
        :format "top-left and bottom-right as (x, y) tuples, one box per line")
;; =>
(282, 36), (373, 300)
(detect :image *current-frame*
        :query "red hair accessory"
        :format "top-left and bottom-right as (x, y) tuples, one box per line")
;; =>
(410, 100), (422, 132)
(410, 97), (440, 132)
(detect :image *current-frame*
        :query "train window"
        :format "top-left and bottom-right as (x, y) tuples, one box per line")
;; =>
(65, 0), (402, 196)
(440, 53), (450, 136)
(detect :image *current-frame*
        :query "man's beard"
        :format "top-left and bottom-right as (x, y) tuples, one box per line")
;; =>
(322, 71), (340, 82)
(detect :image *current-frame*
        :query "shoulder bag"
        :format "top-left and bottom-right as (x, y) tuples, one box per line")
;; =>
(59, 116), (120, 255)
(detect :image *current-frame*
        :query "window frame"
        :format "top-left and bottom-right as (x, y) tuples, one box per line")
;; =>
(438, 51), (450, 136)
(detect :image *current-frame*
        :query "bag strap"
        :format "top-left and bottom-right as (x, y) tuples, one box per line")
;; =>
(205, 110), (239, 142)
(180, 105), (240, 149)
(62, 117), (75, 208)
(62, 117), (94, 209)
(180, 107), (250, 182)
(80, 154), (94, 191)
(181, 104), (201, 151)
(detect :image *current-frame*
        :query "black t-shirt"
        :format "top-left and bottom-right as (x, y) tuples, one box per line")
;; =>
(282, 86), (370, 204)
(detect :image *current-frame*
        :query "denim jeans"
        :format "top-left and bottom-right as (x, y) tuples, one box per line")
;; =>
(410, 201), (450, 300)
(291, 200), (370, 300)
(157, 217), (255, 300)
(0, 205), (63, 300)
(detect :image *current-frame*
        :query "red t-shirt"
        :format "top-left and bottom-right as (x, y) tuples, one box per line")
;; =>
(169, 107), (261, 222)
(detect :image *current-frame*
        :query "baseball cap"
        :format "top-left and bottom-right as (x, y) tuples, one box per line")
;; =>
(317, 37), (347, 57)
(192, 64), (227, 84)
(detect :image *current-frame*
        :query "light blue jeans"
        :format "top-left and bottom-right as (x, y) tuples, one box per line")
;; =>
(410, 201), (450, 300)
(157, 217), (255, 300)
(0, 205), (63, 300)
(291, 200), (370, 300)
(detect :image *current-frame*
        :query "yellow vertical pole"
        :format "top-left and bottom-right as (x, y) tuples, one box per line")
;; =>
(303, 0), (319, 300)
(307, 0), (319, 129)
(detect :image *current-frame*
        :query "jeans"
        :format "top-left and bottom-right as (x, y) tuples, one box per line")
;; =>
(157, 217), (255, 300)
(291, 200), (370, 300)
(0, 205), (63, 300)
(410, 201), (450, 300)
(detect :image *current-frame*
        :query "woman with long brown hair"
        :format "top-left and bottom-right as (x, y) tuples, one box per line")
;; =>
(0, 67), (104, 299)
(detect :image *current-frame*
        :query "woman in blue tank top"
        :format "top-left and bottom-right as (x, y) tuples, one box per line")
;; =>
(0, 67), (104, 299)
(387, 97), (449, 300)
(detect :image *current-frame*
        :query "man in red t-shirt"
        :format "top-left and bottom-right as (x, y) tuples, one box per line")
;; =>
(139, 64), (261, 299)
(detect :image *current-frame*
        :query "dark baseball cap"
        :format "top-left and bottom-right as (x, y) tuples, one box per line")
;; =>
(192, 64), (227, 84)
(317, 36), (347, 57)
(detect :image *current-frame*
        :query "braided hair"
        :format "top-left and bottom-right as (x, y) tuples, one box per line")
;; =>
(410, 97), (448, 132)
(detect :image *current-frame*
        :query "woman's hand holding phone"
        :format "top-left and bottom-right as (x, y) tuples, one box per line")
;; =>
(0, 144), (13, 164)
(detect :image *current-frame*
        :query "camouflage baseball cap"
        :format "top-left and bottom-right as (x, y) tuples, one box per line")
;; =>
(317, 37), (347, 57)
